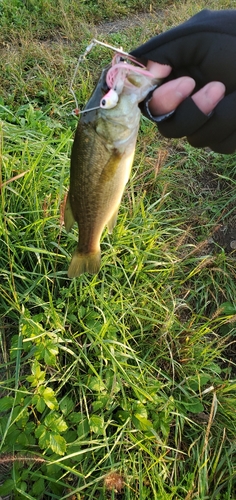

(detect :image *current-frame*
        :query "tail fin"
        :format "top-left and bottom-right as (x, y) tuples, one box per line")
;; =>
(68, 249), (101, 278)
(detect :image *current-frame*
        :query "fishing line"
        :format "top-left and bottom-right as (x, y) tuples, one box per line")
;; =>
(70, 39), (129, 114)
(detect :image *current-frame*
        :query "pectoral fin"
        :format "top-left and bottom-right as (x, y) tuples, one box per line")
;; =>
(64, 193), (75, 232)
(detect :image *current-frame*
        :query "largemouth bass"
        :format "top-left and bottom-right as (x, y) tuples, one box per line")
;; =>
(65, 63), (158, 278)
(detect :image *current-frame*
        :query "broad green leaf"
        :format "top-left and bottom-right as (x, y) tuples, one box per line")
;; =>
(15, 389), (31, 406)
(60, 396), (74, 416)
(35, 425), (50, 449)
(34, 344), (45, 359)
(77, 417), (90, 438)
(44, 413), (67, 432)
(32, 313), (45, 323)
(21, 317), (43, 339)
(92, 395), (110, 412)
(32, 478), (45, 495)
(64, 429), (77, 443)
(104, 370), (121, 394)
(183, 399), (204, 414)
(187, 375), (211, 391)
(132, 402), (148, 419)
(208, 363), (222, 375)
(115, 409), (130, 423)
(32, 394), (45, 413)
(31, 360), (43, 376)
(11, 406), (29, 425)
(0, 479), (15, 495)
(27, 361), (45, 386)
(17, 432), (29, 446)
(25, 421), (35, 433)
(21, 468), (30, 481)
(19, 481), (27, 492)
(35, 424), (47, 440)
(0, 396), (14, 411)
(90, 415), (104, 435)
(50, 433), (67, 455)
(69, 412), (83, 424)
(160, 420), (170, 438)
(54, 416), (68, 433)
(44, 341), (58, 366)
(221, 302), (236, 315)
(88, 376), (106, 393)
(38, 432), (50, 450)
(6, 427), (22, 443)
(132, 415), (153, 431)
(40, 387), (59, 410)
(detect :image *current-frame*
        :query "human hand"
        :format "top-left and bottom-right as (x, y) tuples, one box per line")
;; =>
(131, 9), (236, 153)
(146, 61), (225, 117)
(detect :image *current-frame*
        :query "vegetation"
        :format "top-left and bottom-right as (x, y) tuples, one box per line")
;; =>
(0, 0), (235, 499)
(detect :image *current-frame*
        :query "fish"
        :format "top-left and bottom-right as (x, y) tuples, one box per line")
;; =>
(64, 62), (158, 278)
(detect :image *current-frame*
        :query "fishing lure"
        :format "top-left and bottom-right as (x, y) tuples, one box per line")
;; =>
(70, 38), (156, 115)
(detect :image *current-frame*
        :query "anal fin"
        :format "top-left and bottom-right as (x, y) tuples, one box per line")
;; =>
(107, 207), (119, 234)
(64, 193), (75, 232)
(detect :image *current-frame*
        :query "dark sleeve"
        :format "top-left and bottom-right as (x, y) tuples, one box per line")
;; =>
(131, 9), (236, 153)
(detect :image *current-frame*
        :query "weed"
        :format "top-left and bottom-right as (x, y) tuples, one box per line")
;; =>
(0, 1), (236, 499)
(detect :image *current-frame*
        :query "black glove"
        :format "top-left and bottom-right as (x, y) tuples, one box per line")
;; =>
(131, 9), (236, 154)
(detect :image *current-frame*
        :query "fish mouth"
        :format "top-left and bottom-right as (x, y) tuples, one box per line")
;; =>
(79, 65), (111, 122)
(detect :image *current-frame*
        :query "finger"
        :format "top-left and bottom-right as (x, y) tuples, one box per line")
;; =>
(146, 60), (172, 79)
(148, 76), (196, 116)
(158, 97), (209, 138)
(191, 81), (225, 114)
(157, 87), (236, 153)
(188, 90), (236, 153)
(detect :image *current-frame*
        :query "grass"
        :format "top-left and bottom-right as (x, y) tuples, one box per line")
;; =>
(0, 0), (236, 499)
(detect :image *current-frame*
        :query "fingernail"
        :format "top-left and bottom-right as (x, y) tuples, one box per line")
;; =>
(204, 82), (225, 107)
(176, 77), (196, 98)
(147, 61), (172, 78)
